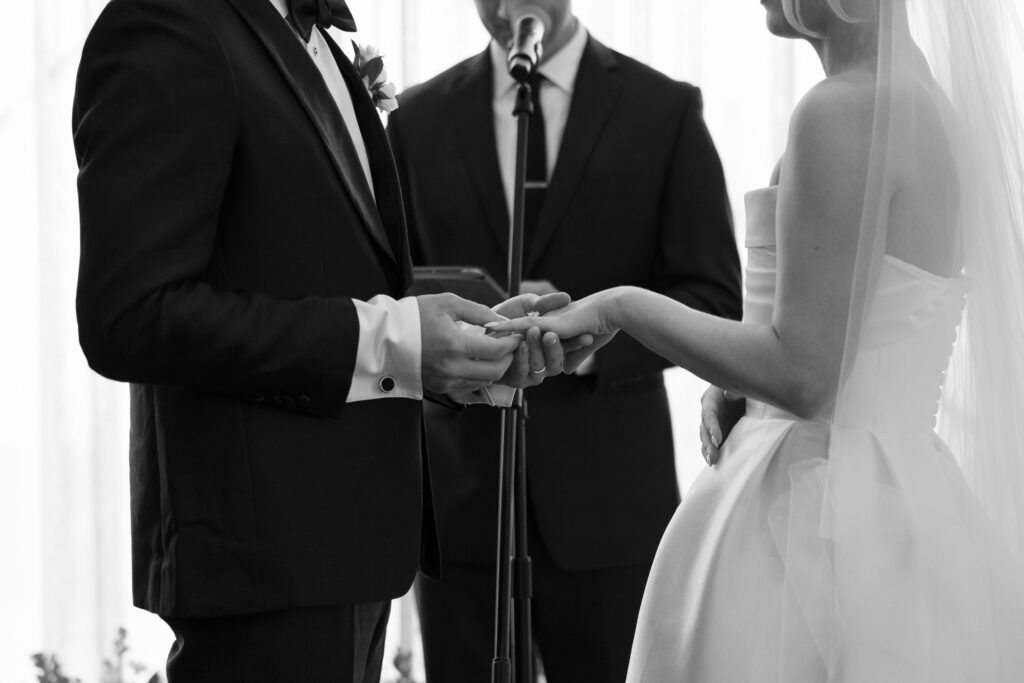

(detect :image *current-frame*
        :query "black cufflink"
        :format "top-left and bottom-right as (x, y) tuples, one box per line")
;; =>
(379, 376), (396, 393)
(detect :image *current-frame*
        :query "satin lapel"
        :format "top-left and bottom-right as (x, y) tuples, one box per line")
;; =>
(225, 0), (396, 264)
(322, 32), (413, 290)
(450, 51), (511, 261)
(526, 38), (621, 272)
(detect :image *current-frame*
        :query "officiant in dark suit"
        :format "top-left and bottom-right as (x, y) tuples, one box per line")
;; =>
(71, 0), (576, 680)
(387, 1), (743, 680)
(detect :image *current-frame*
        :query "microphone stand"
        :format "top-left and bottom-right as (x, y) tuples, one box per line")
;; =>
(492, 76), (537, 683)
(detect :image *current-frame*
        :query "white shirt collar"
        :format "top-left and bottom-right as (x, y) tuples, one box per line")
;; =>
(490, 20), (588, 98)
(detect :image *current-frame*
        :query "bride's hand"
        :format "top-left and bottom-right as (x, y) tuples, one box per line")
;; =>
(485, 289), (622, 340)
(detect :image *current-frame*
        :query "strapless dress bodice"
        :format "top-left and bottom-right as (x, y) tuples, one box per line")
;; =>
(741, 187), (967, 432)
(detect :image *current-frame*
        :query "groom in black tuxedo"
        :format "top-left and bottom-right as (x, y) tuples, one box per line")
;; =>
(72, 0), (572, 680)
(387, 0), (743, 680)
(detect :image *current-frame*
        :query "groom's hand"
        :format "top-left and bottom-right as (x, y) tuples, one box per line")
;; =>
(418, 294), (522, 394)
(491, 292), (591, 388)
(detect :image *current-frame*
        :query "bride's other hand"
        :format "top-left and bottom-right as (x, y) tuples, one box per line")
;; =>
(699, 386), (746, 466)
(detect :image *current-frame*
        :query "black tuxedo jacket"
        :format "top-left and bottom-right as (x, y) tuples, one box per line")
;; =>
(73, 0), (436, 617)
(388, 39), (743, 571)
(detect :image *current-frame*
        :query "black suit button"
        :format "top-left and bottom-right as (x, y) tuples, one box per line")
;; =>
(379, 376), (396, 393)
(253, 392), (266, 403)
(271, 395), (283, 406)
(297, 395), (312, 408)
(281, 396), (295, 408)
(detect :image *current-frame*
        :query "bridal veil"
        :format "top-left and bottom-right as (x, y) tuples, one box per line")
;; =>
(775, 0), (1024, 679)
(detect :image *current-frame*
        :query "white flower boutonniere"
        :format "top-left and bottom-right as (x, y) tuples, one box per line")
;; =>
(351, 41), (398, 113)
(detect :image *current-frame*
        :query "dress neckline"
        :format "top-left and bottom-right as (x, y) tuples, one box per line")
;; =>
(744, 185), (963, 285)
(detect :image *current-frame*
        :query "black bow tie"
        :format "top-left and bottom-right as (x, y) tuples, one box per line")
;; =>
(287, 0), (357, 43)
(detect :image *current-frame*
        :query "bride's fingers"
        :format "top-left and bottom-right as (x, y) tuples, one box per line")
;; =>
(699, 421), (720, 466)
(485, 316), (561, 335)
(700, 407), (723, 466)
(699, 422), (712, 464)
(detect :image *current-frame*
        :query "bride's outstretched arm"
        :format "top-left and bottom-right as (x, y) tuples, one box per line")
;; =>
(492, 81), (874, 420)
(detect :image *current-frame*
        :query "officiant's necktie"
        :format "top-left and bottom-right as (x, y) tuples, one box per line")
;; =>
(525, 73), (548, 256)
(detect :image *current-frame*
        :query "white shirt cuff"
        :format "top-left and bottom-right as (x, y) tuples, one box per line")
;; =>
(347, 295), (423, 402)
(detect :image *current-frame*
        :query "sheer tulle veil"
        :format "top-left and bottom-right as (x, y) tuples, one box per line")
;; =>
(776, 0), (1024, 678)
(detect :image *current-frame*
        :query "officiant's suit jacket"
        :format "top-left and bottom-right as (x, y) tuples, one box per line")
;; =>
(388, 38), (743, 572)
(73, 0), (437, 618)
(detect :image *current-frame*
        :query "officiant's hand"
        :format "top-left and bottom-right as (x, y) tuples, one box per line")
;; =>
(418, 294), (523, 394)
(491, 292), (593, 388)
(699, 385), (746, 466)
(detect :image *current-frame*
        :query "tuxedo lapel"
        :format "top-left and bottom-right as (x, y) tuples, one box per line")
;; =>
(526, 38), (622, 272)
(323, 32), (413, 291)
(225, 0), (397, 264)
(450, 51), (512, 262)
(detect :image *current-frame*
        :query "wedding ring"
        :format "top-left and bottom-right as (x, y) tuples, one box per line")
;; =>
(530, 367), (547, 375)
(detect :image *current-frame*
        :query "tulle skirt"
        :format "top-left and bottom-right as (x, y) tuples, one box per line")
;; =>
(626, 415), (1024, 682)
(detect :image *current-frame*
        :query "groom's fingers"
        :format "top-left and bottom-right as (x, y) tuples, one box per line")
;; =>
(452, 355), (516, 386)
(562, 334), (595, 353)
(527, 327), (546, 375)
(563, 349), (591, 375)
(446, 294), (507, 327)
(541, 332), (565, 376)
(533, 291), (572, 315)
(460, 329), (522, 361)
(492, 293), (539, 320)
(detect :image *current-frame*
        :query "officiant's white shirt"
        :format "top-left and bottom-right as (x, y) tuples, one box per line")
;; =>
(490, 21), (588, 216)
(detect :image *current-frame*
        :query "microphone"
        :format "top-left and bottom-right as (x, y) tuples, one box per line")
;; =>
(507, 7), (551, 82)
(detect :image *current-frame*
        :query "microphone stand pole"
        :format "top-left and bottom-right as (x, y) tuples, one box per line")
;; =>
(492, 77), (536, 683)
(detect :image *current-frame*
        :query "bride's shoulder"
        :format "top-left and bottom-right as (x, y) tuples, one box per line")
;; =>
(790, 75), (875, 140)
(785, 75), (875, 174)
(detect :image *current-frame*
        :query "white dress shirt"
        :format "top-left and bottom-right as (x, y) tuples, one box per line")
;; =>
(490, 22), (588, 221)
(268, 0), (423, 402)
(489, 22), (596, 375)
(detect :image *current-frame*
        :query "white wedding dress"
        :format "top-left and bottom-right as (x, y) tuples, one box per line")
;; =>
(626, 187), (1024, 682)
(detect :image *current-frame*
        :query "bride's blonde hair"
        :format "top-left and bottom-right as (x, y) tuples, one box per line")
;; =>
(782, 0), (876, 37)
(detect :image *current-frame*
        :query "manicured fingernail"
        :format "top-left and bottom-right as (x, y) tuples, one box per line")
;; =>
(484, 322), (500, 328)
(545, 335), (557, 345)
(711, 434), (720, 448)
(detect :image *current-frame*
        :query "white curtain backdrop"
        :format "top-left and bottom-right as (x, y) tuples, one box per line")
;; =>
(1, 1), (823, 681)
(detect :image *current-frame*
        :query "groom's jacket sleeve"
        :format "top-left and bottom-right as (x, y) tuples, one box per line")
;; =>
(72, 0), (357, 420)
(595, 87), (743, 388)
